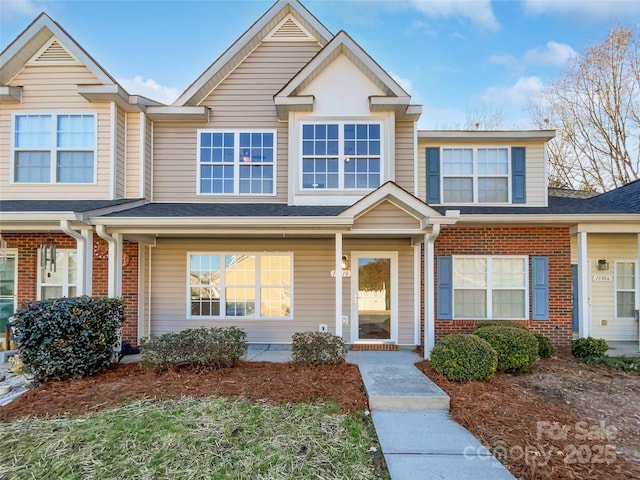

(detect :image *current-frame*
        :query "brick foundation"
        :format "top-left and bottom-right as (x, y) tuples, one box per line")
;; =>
(2, 232), (139, 347)
(424, 225), (573, 348)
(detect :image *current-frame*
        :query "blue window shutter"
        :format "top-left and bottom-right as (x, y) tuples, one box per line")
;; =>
(437, 256), (453, 319)
(511, 147), (526, 204)
(531, 256), (549, 320)
(426, 147), (441, 204)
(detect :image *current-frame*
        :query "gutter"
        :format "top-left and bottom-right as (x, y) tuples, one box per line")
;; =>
(60, 220), (91, 295)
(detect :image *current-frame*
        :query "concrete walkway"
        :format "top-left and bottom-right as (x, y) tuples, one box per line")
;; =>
(119, 347), (516, 479)
(348, 350), (515, 480)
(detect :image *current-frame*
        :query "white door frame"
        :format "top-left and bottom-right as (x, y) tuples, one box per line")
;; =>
(350, 251), (398, 343)
(0, 249), (19, 329)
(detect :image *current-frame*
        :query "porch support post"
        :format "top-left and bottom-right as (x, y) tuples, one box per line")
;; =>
(96, 225), (123, 297)
(335, 233), (343, 338)
(577, 231), (591, 338)
(424, 224), (440, 359)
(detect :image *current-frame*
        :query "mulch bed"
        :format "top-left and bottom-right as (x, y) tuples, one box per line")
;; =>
(0, 361), (368, 422)
(416, 355), (640, 480)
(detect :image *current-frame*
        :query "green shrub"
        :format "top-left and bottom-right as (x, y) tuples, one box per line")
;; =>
(474, 320), (529, 331)
(291, 331), (346, 365)
(430, 334), (498, 382)
(140, 327), (247, 371)
(11, 296), (124, 384)
(571, 337), (609, 359)
(534, 333), (555, 358)
(474, 326), (539, 373)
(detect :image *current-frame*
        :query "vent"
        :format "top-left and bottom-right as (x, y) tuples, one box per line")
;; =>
(27, 37), (80, 65)
(265, 15), (316, 42)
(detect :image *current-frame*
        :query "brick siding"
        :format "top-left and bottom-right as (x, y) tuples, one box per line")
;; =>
(2, 232), (139, 346)
(422, 225), (573, 348)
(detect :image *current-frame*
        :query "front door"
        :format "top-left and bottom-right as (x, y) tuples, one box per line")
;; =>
(0, 252), (17, 342)
(352, 252), (397, 343)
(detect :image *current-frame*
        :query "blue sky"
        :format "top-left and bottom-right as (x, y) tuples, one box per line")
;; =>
(2, 0), (639, 129)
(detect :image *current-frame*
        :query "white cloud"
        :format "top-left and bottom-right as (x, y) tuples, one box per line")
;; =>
(481, 76), (545, 108)
(390, 72), (414, 95)
(408, 0), (500, 31)
(524, 0), (640, 19)
(1, 0), (40, 19)
(523, 41), (576, 67)
(117, 76), (180, 105)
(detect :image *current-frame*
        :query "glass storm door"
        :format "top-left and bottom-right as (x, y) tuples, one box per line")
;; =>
(352, 252), (397, 342)
(0, 254), (17, 336)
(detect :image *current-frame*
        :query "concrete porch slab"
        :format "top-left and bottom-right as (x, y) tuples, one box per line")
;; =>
(358, 364), (450, 411)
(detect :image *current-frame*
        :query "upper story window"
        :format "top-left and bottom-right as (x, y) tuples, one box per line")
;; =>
(13, 114), (95, 183)
(426, 146), (526, 205)
(198, 130), (276, 195)
(442, 147), (509, 203)
(301, 122), (382, 190)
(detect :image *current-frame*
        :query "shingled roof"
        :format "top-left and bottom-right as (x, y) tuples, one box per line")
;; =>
(101, 203), (347, 217)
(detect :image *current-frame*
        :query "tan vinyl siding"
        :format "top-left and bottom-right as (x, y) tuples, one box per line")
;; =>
(0, 65), (112, 199)
(152, 41), (320, 202)
(394, 121), (415, 193)
(571, 233), (639, 341)
(149, 237), (415, 345)
(352, 200), (420, 230)
(418, 139), (547, 207)
(115, 108), (126, 198)
(125, 112), (141, 198)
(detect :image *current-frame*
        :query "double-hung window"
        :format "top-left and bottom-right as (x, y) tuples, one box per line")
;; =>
(442, 147), (509, 203)
(453, 256), (528, 319)
(38, 249), (77, 299)
(615, 261), (636, 318)
(198, 131), (275, 195)
(301, 122), (382, 190)
(189, 253), (292, 319)
(13, 114), (95, 183)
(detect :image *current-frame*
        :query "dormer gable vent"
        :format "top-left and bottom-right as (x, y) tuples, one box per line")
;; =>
(26, 37), (80, 65)
(264, 14), (316, 42)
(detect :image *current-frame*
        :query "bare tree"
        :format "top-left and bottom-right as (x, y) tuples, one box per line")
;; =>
(463, 104), (505, 130)
(531, 27), (640, 192)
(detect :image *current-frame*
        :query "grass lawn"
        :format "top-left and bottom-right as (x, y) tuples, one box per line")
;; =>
(1, 398), (385, 480)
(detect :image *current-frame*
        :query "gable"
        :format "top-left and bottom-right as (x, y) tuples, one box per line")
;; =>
(352, 200), (421, 230)
(174, 0), (332, 106)
(299, 53), (385, 116)
(26, 36), (80, 66)
(0, 13), (115, 86)
(264, 14), (317, 42)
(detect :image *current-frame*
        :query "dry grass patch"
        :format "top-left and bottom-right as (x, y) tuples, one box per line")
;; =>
(1, 397), (386, 480)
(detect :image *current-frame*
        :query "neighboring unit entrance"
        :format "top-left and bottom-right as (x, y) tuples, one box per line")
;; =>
(351, 252), (398, 343)
(0, 252), (17, 341)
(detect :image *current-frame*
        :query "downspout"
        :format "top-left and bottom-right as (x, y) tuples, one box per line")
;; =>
(424, 223), (441, 359)
(60, 220), (91, 296)
(96, 225), (122, 298)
